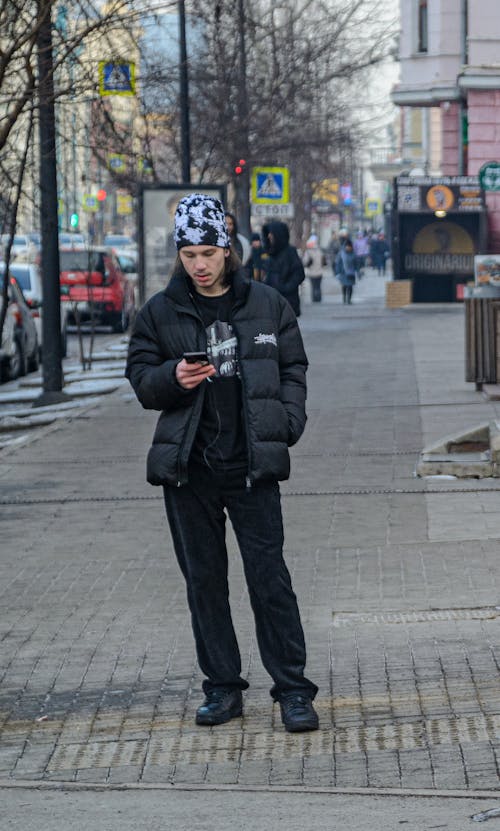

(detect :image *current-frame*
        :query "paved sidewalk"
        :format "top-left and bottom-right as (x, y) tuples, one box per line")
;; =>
(1, 269), (500, 798)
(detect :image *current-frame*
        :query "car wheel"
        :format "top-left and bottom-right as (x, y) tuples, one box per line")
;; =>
(8, 338), (26, 380)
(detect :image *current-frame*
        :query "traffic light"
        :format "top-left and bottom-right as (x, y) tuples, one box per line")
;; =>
(70, 212), (79, 228)
(96, 189), (107, 202)
(234, 158), (246, 176)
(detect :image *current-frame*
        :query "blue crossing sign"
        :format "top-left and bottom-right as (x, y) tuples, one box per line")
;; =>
(99, 61), (136, 96)
(252, 167), (289, 204)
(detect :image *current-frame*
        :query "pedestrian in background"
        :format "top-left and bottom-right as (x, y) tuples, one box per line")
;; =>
(244, 231), (264, 281)
(126, 193), (319, 734)
(262, 220), (305, 316)
(302, 234), (325, 303)
(353, 231), (369, 280)
(370, 231), (390, 276)
(335, 238), (356, 304)
(327, 231), (340, 272)
(224, 211), (244, 261)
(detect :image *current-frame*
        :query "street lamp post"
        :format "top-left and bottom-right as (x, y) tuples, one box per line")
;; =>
(178, 0), (191, 184)
(35, 0), (67, 406)
(236, 0), (251, 238)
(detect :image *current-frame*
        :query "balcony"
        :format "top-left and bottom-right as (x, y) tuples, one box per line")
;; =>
(368, 147), (415, 184)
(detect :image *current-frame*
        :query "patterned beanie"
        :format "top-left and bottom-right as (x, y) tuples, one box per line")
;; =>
(174, 193), (230, 249)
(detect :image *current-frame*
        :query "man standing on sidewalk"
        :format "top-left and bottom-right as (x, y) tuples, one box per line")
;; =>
(126, 193), (318, 733)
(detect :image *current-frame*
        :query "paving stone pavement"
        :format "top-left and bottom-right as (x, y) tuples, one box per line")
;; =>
(1, 269), (500, 792)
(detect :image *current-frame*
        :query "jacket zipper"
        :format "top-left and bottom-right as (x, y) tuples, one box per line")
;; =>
(232, 319), (253, 490)
(176, 296), (207, 486)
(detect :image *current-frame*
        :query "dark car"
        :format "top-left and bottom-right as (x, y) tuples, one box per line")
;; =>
(4, 261), (69, 358)
(0, 273), (39, 381)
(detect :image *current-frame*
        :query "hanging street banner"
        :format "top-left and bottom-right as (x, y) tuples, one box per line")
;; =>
(365, 198), (382, 217)
(82, 194), (99, 213)
(99, 61), (136, 96)
(138, 157), (153, 175)
(108, 153), (127, 173)
(312, 179), (339, 206)
(116, 193), (133, 215)
(479, 161), (500, 192)
(251, 167), (289, 204)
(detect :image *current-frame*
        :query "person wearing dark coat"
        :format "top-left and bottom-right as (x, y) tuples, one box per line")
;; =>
(335, 238), (356, 304)
(261, 221), (305, 316)
(244, 231), (264, 280)
(126, 193), (318, 734)
(370, 232), (390, 275)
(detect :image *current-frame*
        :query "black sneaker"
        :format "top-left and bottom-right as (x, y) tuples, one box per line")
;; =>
(195, 688), (243, 726)
(279, 692), (319, 733)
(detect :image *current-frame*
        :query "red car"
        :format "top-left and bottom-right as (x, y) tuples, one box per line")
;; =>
(59, 246), (136, 332)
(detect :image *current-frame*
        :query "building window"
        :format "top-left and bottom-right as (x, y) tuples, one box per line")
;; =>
(418, 0), (428, 53)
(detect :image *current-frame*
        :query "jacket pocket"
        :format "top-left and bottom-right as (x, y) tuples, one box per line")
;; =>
(146, 443), (178, 486)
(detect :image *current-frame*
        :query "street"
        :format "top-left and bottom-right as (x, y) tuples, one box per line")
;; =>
(1, 268), (500, 828)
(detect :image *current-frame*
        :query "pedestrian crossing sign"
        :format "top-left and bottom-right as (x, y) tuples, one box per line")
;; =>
(252, 167), (289, 204)
(98, 61), (136, 96)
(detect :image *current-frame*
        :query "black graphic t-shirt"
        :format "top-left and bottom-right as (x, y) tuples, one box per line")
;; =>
(191, 289), (247, 471)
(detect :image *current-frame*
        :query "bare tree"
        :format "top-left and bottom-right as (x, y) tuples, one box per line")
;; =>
(136, 0), (396, 241)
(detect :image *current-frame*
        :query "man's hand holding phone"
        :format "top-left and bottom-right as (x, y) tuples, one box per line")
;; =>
(176, 352), (216, 389)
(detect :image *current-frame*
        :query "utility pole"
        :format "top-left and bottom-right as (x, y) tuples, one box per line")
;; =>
(35, 0), (67, 406)
(236, 0), (251, 238)
(179, 0), (191, 183)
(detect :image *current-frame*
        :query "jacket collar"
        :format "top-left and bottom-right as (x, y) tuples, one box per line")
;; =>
(164, 268), (251, 309)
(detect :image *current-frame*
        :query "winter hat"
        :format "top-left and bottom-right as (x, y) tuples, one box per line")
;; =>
(174, 193), (230, 249)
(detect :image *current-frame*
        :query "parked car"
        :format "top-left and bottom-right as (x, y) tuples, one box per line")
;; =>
(113, 250), (138, 287)
(59, 247), (136, 332)
(59, 232), (86, 250)
(104, 234), (135, 251)
(0, 233), (38, 261)
(2, 261), (69, 358)
(0, 273), (39, 381)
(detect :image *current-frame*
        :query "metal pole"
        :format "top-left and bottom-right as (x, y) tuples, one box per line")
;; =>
(237, 0), (251, 238)
(179, 0), (191, 183)
(35, 0), (67, 405)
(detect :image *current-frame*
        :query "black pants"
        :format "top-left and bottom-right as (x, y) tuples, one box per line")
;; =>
(163, 464), (317, 701)
(342, 284), (353, 303)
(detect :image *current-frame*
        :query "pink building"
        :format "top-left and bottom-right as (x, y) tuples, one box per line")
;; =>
(392, 0), (500, 251)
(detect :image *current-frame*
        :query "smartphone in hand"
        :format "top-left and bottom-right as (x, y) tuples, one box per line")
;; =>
(183, 351), (210, 366)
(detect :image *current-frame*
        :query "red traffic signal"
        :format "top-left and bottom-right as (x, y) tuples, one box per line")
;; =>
(96, 189), (107, 202)
(234, 158), (246, 175)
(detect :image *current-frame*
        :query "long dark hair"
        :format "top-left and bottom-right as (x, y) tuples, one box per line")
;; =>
(171, 247), (242, 286)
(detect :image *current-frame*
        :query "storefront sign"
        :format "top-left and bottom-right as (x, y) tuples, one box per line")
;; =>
(396, 177), (484, 213)
(404, 253), (474, 274)
(479, 162), (500, 192)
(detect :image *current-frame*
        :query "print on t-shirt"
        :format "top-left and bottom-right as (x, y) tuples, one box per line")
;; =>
(206, 320), (238, 377)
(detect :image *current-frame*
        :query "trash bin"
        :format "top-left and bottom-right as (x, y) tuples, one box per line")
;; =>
(464, 296), (500, 388)
(309, 275), (322, 302)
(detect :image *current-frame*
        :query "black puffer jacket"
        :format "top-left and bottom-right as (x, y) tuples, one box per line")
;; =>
(126, 269), (308, 487)
(262, 221), (305, 316)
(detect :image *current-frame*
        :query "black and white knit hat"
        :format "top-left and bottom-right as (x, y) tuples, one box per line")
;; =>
(174, 193), (230, 249)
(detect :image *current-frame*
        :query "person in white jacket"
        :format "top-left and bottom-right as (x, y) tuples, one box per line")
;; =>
(302, 235), (324, 302)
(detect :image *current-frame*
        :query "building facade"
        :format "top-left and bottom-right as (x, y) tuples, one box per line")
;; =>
(392, 0), (500, 251)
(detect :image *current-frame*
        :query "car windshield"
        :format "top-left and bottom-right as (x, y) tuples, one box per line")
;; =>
(13, 236), (28, 246)
(8, 264), (31, 291)
(60, 251), (104, 272)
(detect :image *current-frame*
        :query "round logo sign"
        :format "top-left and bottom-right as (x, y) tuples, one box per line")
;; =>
(425, 185), (454, 212)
